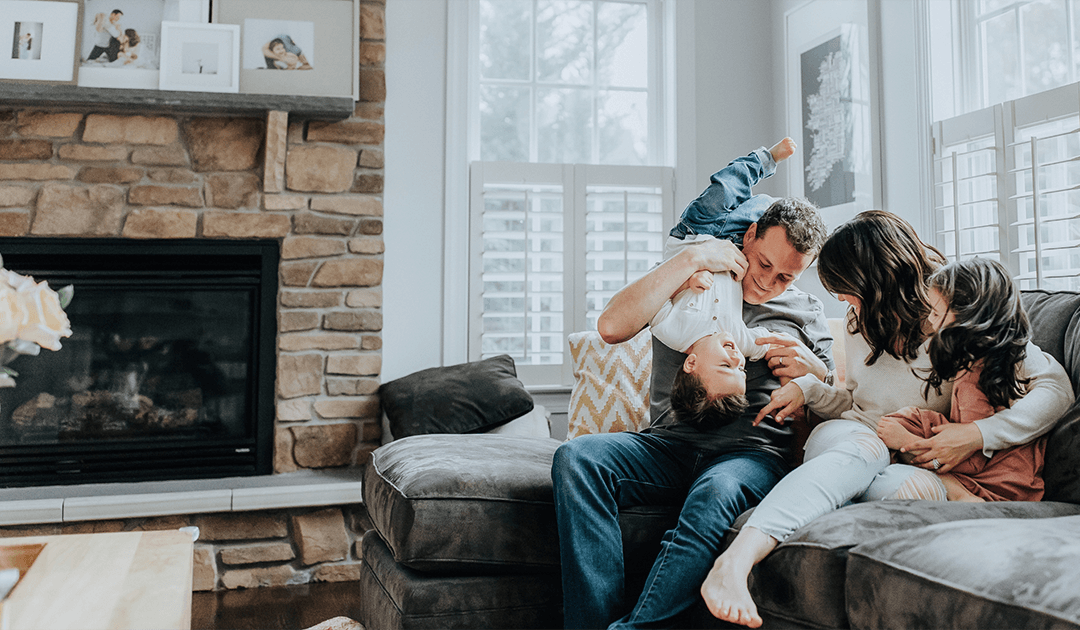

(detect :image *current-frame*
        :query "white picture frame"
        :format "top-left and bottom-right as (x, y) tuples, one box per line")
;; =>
(77, 0), (209, 90)
(0, 0), (80, 83)
(784, 0), (880, 231)
(158, 21), (239, 93)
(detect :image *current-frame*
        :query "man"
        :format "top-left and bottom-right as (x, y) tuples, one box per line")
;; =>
(87, 9), (123, 63)
(551, 196), (834, 629)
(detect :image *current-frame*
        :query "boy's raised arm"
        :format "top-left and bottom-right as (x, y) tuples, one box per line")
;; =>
(597, 239), (747, 344)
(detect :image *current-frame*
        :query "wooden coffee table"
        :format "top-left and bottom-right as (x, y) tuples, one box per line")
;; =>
(0, 530), (194, 630)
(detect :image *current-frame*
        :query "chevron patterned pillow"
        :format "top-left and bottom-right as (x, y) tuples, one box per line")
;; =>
(566, 329), (652, 438)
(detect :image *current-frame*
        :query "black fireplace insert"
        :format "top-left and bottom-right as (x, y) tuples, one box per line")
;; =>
(0, 238), (277, 487)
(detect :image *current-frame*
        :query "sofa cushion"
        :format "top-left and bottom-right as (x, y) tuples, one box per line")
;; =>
(1024, 290), (1080, 504)
(845, 514), (1080, 630)
(364, 434), (562, 572)
(378, 354), (534, 439)
(358, 531), (563, 630)
(364, 433), (680, 575)
(567, 329), (652, 438)
(730, 500), (1080, 629)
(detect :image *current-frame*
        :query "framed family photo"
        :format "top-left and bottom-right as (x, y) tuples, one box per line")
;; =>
(212, 0), (359, 99)
(77, 0), (210, 89)
(0, 0), (80, 83)
(159, 21), (239, 93)
(784, 0), (880, 231)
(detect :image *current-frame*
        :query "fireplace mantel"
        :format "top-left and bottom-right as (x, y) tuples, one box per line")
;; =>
(1, 83), (354, 120)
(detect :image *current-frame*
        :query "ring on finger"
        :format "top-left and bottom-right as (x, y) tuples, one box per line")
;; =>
(931, 458), (941, 470)
(778, 357), (784, 367)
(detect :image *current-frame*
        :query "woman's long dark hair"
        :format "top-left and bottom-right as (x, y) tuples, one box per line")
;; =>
(816, 211), (945, 365)
(923, 258), (1030, 409)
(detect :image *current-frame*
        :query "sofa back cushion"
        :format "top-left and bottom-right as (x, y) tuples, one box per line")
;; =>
(1023, 290), (1080, 503)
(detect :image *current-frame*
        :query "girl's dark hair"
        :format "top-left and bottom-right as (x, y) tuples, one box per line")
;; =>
(670, 370), (748, 428)
(923, 257), (1030, 409)
(124, 29), (139, 47)
(817, 210), (945, 365)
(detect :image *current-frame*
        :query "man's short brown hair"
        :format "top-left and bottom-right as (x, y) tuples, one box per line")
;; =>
(756, 197), (827, 257)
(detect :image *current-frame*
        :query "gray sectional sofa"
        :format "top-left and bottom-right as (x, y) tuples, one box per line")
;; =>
(358, 290), (1080, 629)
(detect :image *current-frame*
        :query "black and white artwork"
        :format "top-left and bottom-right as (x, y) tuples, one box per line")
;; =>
(800, 32), (855, 210)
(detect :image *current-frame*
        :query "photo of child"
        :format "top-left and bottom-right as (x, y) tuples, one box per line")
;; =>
(242, 18), (314, 71)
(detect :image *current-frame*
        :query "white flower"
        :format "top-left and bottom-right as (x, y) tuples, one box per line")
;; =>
(0, 282), (28, 345)
(15, 279), (72, 352)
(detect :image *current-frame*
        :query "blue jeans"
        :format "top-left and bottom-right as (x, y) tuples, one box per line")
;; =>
(552, 432), (787, 629)
(669, 147), (776, 246)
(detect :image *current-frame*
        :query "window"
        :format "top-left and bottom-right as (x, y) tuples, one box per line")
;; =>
(960, 0), (1080, 112)
(466, 0), (672, 387)
(930, 1), (1080, 291)
(477, 0), (658, 165)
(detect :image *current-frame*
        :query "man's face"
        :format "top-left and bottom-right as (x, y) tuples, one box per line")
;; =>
(740, 224), (815, 305)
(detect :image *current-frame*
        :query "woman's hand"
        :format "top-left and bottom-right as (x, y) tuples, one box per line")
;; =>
(900, 422), (983, 474)
(753, 382), (805, 426)
(758, 332), (828, 382)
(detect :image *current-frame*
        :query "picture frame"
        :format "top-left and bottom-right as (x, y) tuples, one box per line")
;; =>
(77, 0), (210, 90)
(784, 0), (880, 230)
(158, 21), (239, 93)
(212, 0), (359, 100)
(0, 0), (81, 84)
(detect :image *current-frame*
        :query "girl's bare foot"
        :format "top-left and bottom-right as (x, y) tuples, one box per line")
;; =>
(941, 474), (985, 502)
(769, 137), (797, 163)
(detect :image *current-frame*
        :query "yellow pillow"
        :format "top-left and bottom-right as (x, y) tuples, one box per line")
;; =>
(566, 329), (651, 438)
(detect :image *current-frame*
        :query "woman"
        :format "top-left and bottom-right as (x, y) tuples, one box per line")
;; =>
(700, 210), (1073, 628)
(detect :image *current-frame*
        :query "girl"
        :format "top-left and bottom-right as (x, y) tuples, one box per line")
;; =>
(700, 211), (1072, 628)
(877, 257), (1047, 502)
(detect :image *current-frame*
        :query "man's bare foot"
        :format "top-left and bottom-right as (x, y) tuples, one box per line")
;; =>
(701, 557), (762, 628)
(769, 137), (796, 163)
(876, 415), (920, 452)
(942, 474), (985, 502)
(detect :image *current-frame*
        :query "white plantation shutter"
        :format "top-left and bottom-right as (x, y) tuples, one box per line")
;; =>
(470, 162), (671, 386)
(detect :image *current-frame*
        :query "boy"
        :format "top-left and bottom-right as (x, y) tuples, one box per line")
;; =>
(651, 139), (798, 422)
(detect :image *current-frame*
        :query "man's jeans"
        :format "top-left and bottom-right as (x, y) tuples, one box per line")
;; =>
(552, 431), (786, 629)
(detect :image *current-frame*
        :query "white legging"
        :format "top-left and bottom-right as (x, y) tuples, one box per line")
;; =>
(744, 419), (947, 542)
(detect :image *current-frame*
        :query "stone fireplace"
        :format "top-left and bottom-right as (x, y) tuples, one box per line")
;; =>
(0, 0), (387, 590)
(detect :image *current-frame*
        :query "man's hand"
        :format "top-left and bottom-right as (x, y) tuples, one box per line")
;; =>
(753, 382), (805, 426)
(900, 422), (983, 474)
(758, 332), (828, 382)
(691, 239), (748, 281)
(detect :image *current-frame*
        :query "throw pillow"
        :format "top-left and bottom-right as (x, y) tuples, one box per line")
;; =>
(567, 329), (651, 438)
(379, 354), (534, 440)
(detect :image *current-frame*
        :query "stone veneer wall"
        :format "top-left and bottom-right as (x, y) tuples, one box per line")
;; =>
(0, 2), (387, 591)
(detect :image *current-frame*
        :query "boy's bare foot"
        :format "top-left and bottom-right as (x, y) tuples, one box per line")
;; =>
(701, 556), (762, 628)
(769, 137), (797, 163)
(876, 414), (920, 452)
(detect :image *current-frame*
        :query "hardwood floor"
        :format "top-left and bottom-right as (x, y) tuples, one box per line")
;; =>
(191, 582), (365, 630)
